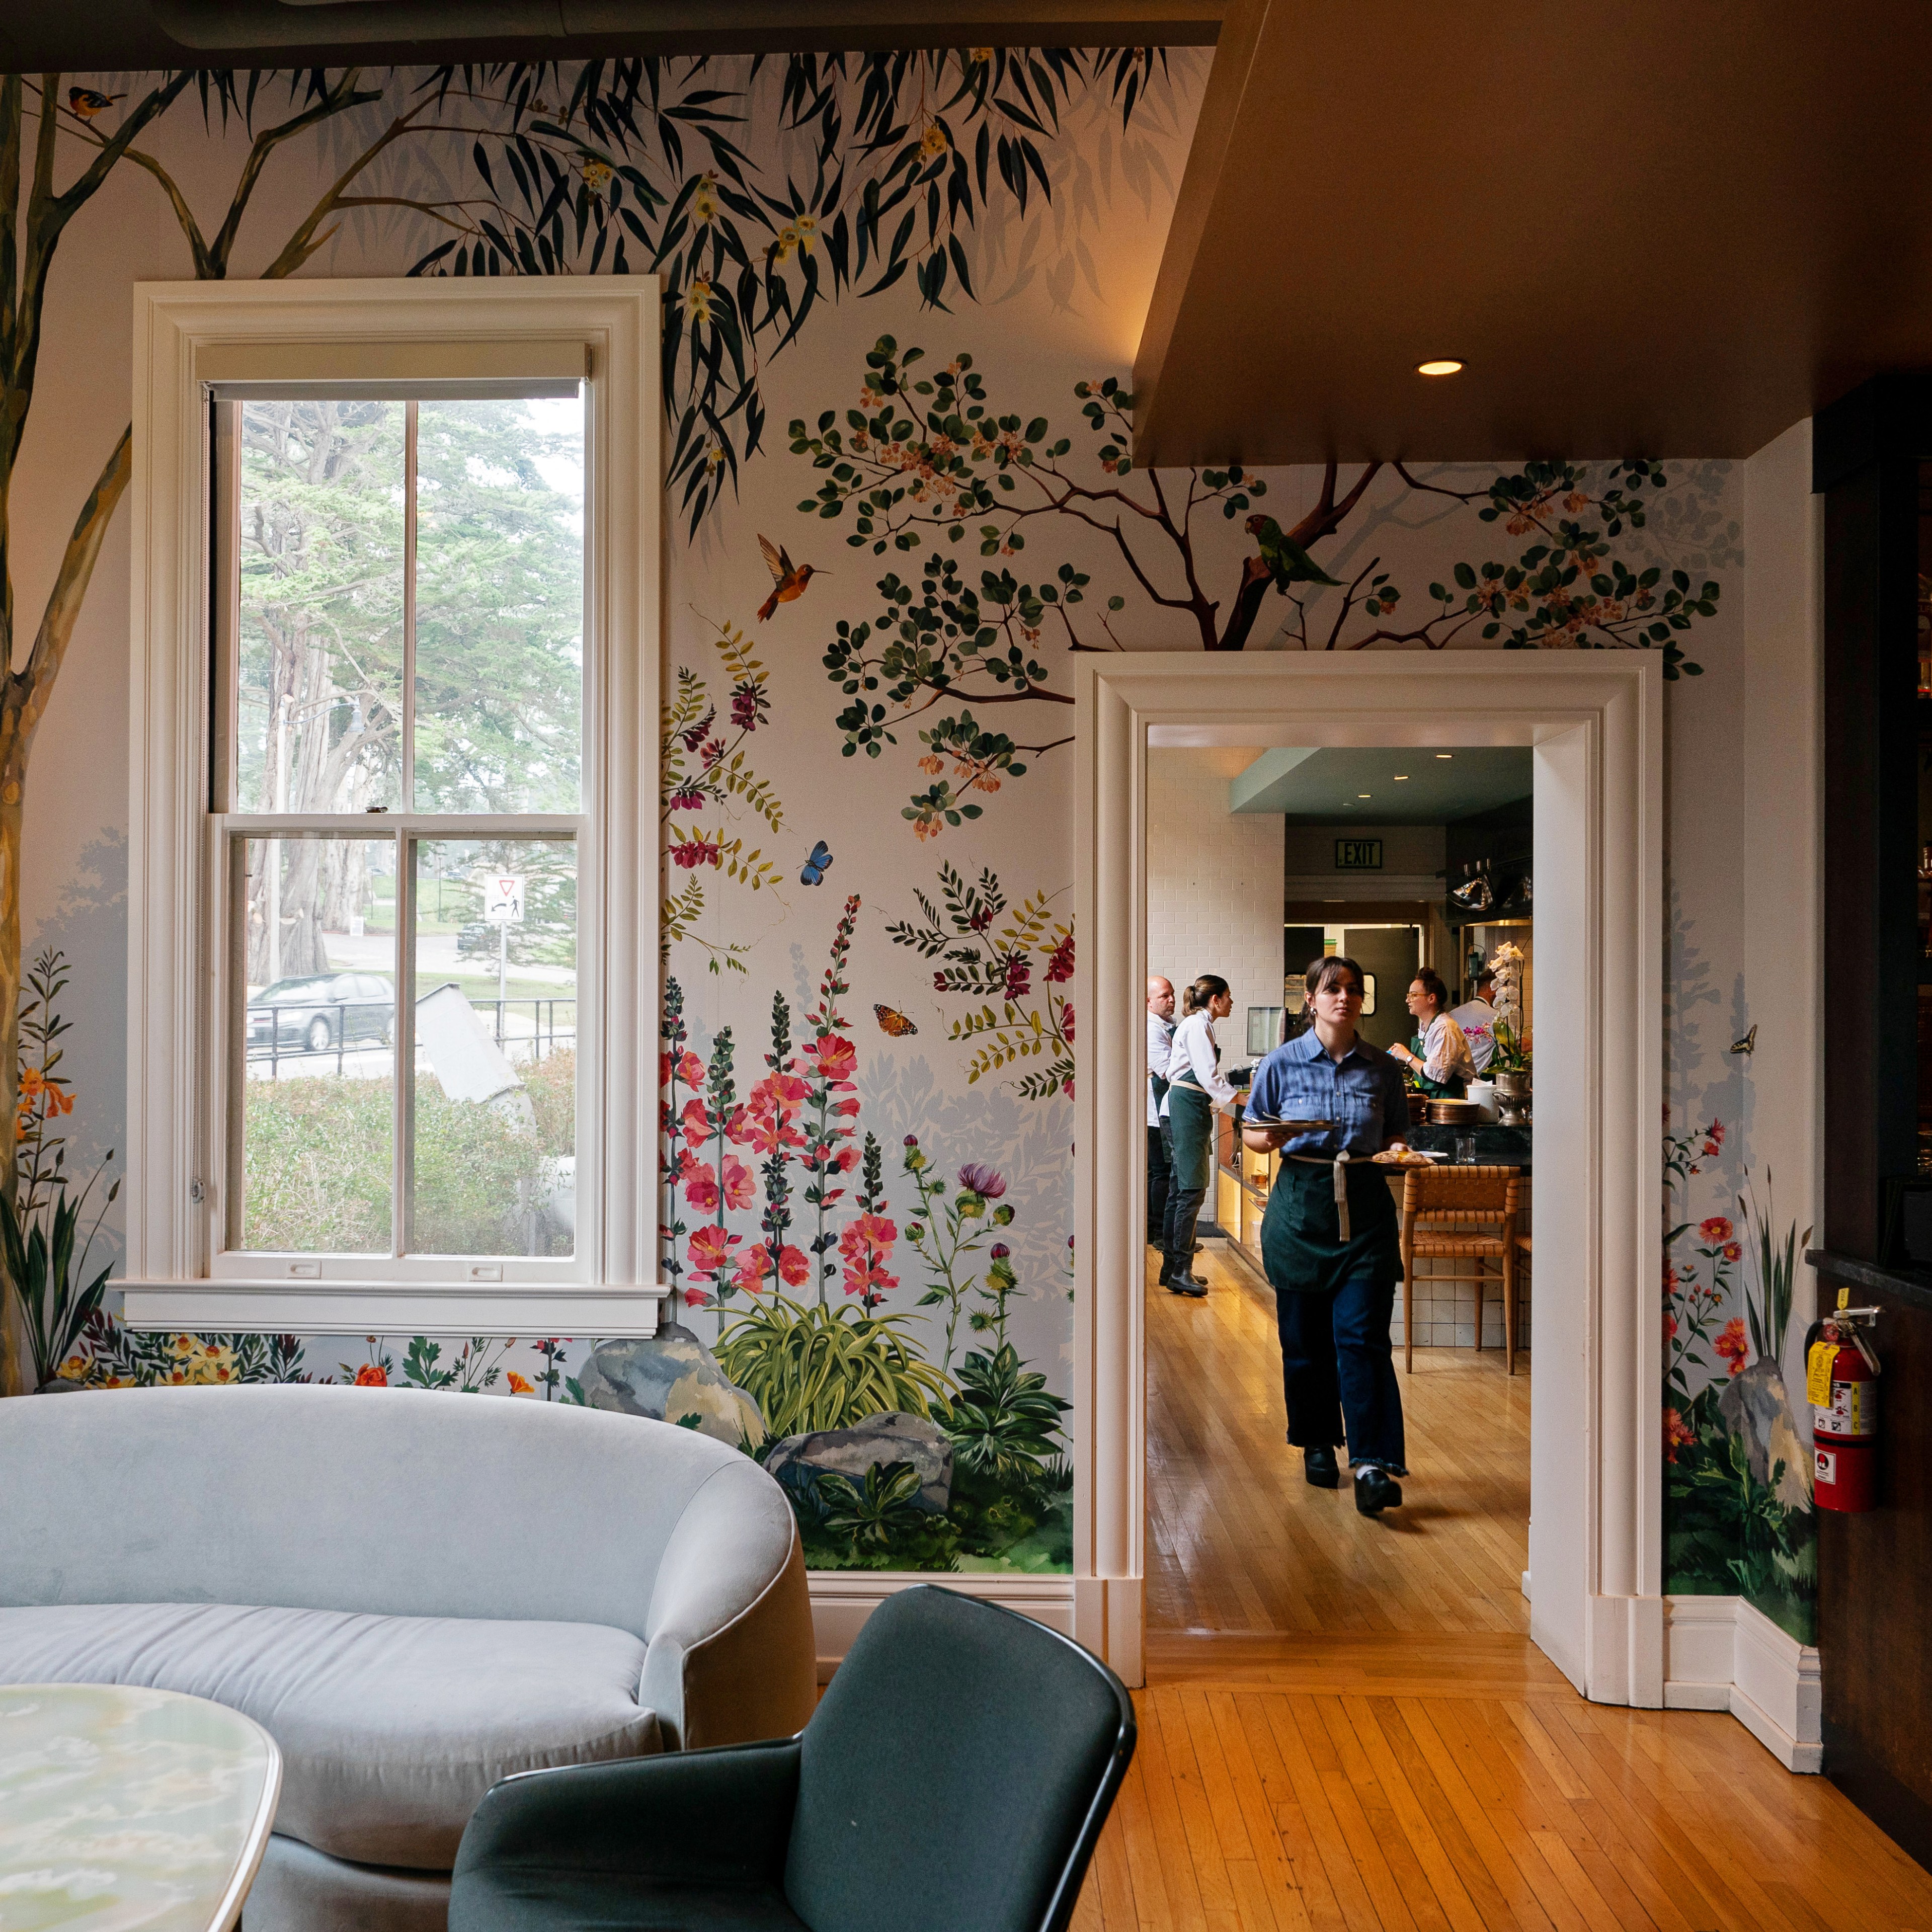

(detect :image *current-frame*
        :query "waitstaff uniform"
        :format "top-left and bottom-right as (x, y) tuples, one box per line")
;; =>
(1161, 1008), (1238, 1278)
(1405, 1011), (1474, 1098)
(1147, 1008), (1175, 1244)
(1448, 995), (1496, 1073)
(1245, 1027), (1411, 1472)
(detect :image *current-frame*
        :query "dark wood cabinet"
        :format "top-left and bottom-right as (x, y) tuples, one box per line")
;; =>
(1814, 374), (1932, 1868)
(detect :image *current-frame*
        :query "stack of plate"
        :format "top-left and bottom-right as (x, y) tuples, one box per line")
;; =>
(1427, 1098), (1481, 1126)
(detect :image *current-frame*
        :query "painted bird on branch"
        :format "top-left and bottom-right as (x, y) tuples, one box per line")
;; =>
(67, 88), (125, 121)
(757, 535), (824, 622)
(1245, 513), (1342, 592)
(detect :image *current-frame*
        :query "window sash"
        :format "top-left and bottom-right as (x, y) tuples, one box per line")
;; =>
(127, 278), (660, 1336)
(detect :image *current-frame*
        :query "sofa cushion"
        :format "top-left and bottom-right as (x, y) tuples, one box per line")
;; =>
(0, 1602), (661, 1870)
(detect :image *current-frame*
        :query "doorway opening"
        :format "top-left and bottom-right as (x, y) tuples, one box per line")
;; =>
(1071, 653), (1664, 1704)
(1144, 742), (1535, 1658)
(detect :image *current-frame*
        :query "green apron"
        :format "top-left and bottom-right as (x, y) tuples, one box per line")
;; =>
(1261, 1157), (1402, 1296)
(1166, 1081), (1215, 1194)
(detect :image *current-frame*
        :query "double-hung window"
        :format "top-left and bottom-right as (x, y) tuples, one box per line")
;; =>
(126, 282), (660, 1335)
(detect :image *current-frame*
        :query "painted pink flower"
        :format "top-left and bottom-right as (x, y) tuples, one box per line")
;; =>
(1714, 1318), (1749, 1376)
(679, 1097), (712, 1148)
(777, 1245), (812, 1287)
(1003, 954), (1031, 1000)
(686, 1224), (741, 1278)
(749, 1072), (811, 1111)
(1663, 1312), (1678, 1340)
(733, 1244), (772, 1292)
(1664, 1408), (1696, 1464)
(684, 1285), (712, 1308)
(1705, 1119), (1726, 1149)
(834, 1097), (862, 1117)
(682, 1160), (720, 1211)
(1045, 933), (1075, 983)
(678, 1051), (705, 1087)
(1062, 1003), (1075, 1044)
(668, 786), (706, 813)
(672, 834), (721, 870)
(1698, 1216), (1734, 1245)
(721, 1156), (756, 1212)
(1721, 1240), (1742, 1263)
(958, 1163), (1005, 1199)
(807, 1035), (857, 1082)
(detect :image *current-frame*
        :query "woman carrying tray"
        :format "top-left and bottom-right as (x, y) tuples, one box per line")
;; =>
(1243, 953), (1416, 1516)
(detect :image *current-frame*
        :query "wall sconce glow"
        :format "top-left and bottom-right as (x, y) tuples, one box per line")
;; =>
(1393, 774), (1409, 781)
(1435, 753), (1453, 759)
(1416, 359), (1464, 377)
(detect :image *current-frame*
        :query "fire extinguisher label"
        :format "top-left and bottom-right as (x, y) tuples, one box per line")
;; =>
(1818, 1379), (1877, 1436)
(1806, 1340), (1835, 1407)
(1816, 1448), (1836, 1484)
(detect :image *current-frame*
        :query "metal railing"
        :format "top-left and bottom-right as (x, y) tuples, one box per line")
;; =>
(246, 996), (577, 1077)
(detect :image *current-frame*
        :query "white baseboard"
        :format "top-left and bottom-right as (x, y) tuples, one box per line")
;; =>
(1662, 1594), (1821, 1771)
(807, 1571), (1076, 1681)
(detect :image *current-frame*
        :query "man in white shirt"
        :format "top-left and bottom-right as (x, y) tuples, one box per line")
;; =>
(1449, 969), (1497, 1074)
(1147, 976), (1176, 1247)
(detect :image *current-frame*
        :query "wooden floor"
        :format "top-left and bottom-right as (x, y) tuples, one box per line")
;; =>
(1148, 1244), (1532, 1638)
(1066, 1245), (1932, 1931)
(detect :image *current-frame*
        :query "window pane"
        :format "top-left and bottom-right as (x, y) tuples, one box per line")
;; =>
(411, 838), (576, 1255)
(235, 401), (406, 814)
(234, 836), (396, 1253)
(414, 399), (583, 814)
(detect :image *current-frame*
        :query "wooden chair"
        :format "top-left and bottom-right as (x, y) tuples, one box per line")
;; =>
(1399, 1164), (1522, 1376)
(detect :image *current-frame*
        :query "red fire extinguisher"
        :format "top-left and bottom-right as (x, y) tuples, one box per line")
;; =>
(1808, 1290), (1882, 1513)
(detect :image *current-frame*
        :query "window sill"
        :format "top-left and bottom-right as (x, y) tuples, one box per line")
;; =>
(118, 1280), (665, 1338)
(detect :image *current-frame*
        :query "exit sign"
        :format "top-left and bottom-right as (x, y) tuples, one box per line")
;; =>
(1335, 838), (1383, 871)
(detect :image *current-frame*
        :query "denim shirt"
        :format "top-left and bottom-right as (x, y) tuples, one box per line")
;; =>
(1244, 1027), (1408, 1157)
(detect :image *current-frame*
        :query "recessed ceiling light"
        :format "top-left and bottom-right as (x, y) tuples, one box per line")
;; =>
(1358, 793), (1372, 799)
(1436, 752), (1453, 759)
(1393, 774), (1409, 781)
(1417, 359), (1464, 377)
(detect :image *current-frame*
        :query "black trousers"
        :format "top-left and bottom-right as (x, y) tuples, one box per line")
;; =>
(1146, 1123), (1170, 1244)
(1274, 1274), (1407, 1472)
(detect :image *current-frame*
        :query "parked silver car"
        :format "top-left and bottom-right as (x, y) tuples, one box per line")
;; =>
(248, 973), (395, 1056)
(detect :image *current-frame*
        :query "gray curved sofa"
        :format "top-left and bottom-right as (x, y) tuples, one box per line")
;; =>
(0, 1383), (816, 1930)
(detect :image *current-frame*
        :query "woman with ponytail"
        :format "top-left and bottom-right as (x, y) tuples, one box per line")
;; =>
(1157, 973), (1238, 1297)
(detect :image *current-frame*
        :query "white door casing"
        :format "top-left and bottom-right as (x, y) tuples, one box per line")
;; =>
(1070, 652), (1664, 1702)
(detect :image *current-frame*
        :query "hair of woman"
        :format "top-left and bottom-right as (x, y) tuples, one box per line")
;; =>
(1411, 967), (1450, 1016)
(1304, 954), (1366, 999)
(1181, 973), (1231, 1015)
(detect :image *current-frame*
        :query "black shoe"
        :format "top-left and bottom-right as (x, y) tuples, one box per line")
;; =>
(1166, 1272), (1208, 1298)
(1157, 1256), (1174, 1286)
(1303, 1446), (1339, 1489)
(1354, 1466), (1402, 1515)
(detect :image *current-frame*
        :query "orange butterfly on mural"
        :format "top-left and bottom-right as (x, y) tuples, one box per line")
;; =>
(873, 1004), (919, 1037)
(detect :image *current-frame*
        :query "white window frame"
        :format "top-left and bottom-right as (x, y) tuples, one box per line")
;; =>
(125, 278), (662, 1337)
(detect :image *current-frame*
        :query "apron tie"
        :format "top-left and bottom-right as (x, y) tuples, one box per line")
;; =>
(1333, 1149), (1351, 1241)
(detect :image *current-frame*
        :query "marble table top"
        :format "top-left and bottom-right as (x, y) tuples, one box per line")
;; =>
(0, 1683), (281, 1931)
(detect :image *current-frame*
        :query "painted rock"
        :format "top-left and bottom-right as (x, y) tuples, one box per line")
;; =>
(1717, 1357), (1812, 1510)
(578, 1324), (766, 1450)
(765, 1411), (954, 1514)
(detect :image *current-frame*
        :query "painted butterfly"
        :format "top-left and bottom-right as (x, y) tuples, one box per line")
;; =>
(874, 1004), (919, 1038)
(800, 839), (833, 887)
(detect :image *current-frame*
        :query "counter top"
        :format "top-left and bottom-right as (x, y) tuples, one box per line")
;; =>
(1407, 1122), (1532, 1170)
(1807, 1249), (1932, 1316)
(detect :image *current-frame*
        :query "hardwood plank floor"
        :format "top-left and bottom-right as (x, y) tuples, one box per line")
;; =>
(1147, 1243), (1531, 1638)
(1068, 1243), (1932, 1930)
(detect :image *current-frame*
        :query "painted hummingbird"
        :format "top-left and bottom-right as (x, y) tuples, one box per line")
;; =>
(757, 535), (824, 621)
(1245, 513), (1342, 591)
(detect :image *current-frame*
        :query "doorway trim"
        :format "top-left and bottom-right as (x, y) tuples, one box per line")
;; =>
(1069, 652), (1664, 1702)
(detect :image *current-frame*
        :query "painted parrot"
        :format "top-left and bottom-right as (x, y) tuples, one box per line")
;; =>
(1245, 513), (1342, 591)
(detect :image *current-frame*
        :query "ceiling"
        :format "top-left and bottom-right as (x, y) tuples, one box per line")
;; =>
(1134, 0), (1932, 464)
(1230, 745), (1531, 823)
(0, 0), (1219, 66)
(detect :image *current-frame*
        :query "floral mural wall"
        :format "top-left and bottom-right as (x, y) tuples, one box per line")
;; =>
(0, 57), (1808, 1615)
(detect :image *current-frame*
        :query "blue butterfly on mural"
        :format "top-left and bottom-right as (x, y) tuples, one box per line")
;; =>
(800, 840), (834, 887)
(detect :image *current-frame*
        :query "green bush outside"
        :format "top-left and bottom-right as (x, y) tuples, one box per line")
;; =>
(242, 1050), (575, 1254)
